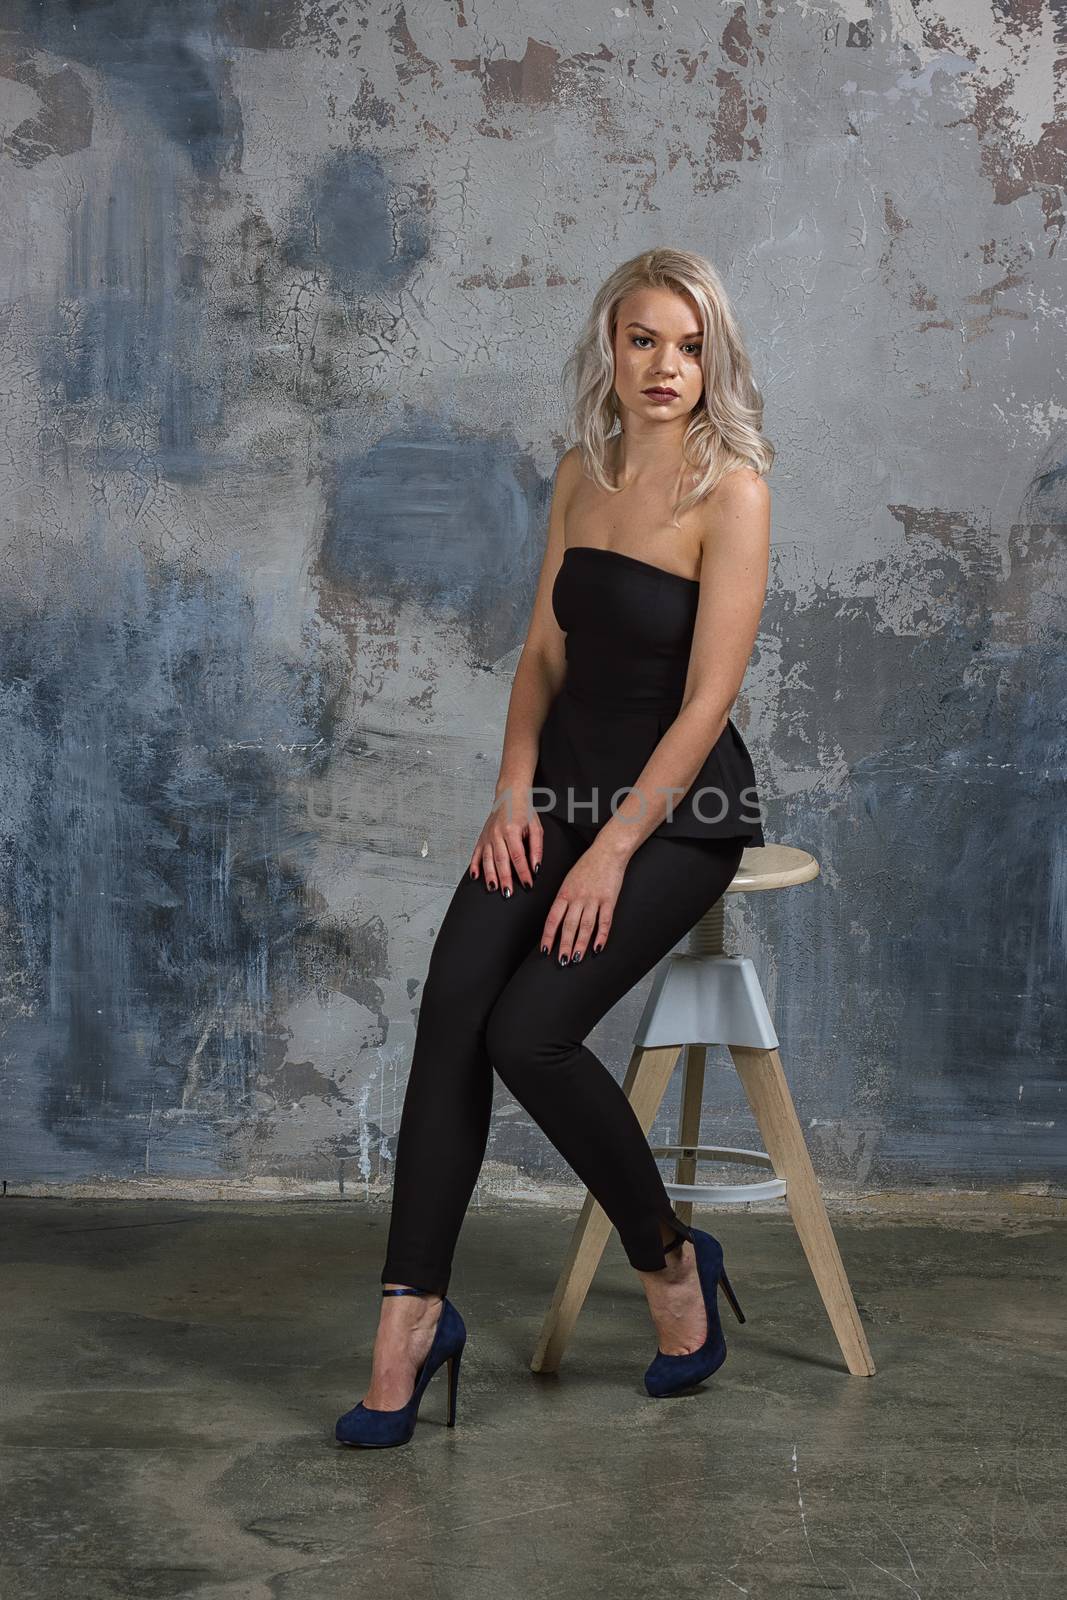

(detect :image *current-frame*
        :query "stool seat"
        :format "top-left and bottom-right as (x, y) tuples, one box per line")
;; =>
(529, 839), (877, 1380)
(728, 843), (820, 894)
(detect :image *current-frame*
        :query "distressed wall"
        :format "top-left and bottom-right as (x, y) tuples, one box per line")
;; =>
(0, 1), (1063, 1197)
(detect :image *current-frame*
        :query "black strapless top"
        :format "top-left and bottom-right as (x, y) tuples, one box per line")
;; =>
(531, 545), (765, 844)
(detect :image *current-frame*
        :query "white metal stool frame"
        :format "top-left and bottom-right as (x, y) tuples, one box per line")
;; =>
(530, 844), (876, 1379)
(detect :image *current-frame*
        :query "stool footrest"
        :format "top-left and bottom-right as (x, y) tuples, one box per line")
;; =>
(650, 1143), (776, 1170)
(664, 1178), (788, 1204)
(653, 1144), (787, 1204)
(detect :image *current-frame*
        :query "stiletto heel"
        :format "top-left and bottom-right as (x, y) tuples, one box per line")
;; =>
(719, 1265), (746, 1324)
(643, 1228), (746, 1398)
(445, 1349), (461, 1427)
(335, 1287), (467, 1448)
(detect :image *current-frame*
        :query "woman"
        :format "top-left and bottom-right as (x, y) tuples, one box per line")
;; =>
(336, 247), (773, 1447)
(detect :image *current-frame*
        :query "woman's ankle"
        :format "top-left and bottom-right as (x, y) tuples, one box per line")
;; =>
(637, 1240), (695, 1286)
(380, 1286), (443, 1320)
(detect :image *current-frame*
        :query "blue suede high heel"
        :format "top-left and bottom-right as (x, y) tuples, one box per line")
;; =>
(643, 1227), (746, 1398)
(335, 1287), (467, 1448)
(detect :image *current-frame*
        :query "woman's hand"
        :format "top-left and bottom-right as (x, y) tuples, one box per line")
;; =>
(469, 784), (543, 895)
(540, 839), (627, 964)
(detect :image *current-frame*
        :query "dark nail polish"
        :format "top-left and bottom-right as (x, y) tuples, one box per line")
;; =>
(571, 951), (582, 964)
(534, 861), (541, 875)
(540, 945), (549, 956)
(593, 943), (603, 955)
(488, 882), (496, 891)
(558, 954), (568, 967)
(469, 870), (476, 880)
(503, 887), (511, 899)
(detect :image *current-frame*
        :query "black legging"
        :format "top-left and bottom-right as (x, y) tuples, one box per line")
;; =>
(381, 810), (746, 1296)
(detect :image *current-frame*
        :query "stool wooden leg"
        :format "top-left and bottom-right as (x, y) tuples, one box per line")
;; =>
(529, 1043), (681, 1373)
(672, 1043), (709, 1229)
(729, 1044), (876, 1377)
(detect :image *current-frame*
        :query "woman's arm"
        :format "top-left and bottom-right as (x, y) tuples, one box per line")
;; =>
(492, 447), (577, 812)
(589, 466), (770, 863)
(468, 448), (577, 895)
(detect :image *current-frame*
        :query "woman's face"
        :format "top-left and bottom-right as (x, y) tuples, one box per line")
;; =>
(611, 285), (706, 423)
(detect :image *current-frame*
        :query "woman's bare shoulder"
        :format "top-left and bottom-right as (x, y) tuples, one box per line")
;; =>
(696, 466), (771, 560)
(714, 463), (770, 506)
(556, 443), (584, 481)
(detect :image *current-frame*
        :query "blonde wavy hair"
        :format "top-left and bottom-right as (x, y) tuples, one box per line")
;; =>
(562, 247), (774, 525)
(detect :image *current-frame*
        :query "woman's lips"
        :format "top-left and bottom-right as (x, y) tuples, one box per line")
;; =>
(643, 388), (678, 401)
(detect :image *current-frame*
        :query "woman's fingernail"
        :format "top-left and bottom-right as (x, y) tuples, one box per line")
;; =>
(558, 954), (568, 967)
(488, 881), (496, 891)
(533, 862), (541, 875)
(571, 951), (582, 964)
(593, 943), (603, 955)
(503, 887), (511, 899)
(469, 870), (476, 880)
(540, 945), (549, 956)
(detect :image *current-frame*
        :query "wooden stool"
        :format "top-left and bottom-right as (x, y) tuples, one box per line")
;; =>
(530, 844), (876, 1378)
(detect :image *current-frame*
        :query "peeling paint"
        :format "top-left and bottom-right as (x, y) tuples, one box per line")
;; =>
(0, 1), (1063, 1197)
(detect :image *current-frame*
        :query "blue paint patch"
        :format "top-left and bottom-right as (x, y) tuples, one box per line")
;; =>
(13, 0), (242, 177)
(38, 154), (223, 476)
(755, 501), (1067, 1188)
(281, 149), (431, 294)
(316, 419), (551, 660)
(0, 542), (367, 1181)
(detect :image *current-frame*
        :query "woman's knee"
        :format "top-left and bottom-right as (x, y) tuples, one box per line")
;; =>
(485, 992), (571, 1086)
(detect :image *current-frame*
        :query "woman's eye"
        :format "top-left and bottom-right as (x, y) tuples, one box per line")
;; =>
(631, 336), (702, 356)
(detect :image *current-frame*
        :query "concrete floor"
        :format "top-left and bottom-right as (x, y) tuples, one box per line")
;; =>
(1, 1197), (1065, 1600)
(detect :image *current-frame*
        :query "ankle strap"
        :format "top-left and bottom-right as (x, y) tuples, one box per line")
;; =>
(382, 1286), (430, 1298)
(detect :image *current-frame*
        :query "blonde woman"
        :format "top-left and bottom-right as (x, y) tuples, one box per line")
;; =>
(337, 247), (772, 1447)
